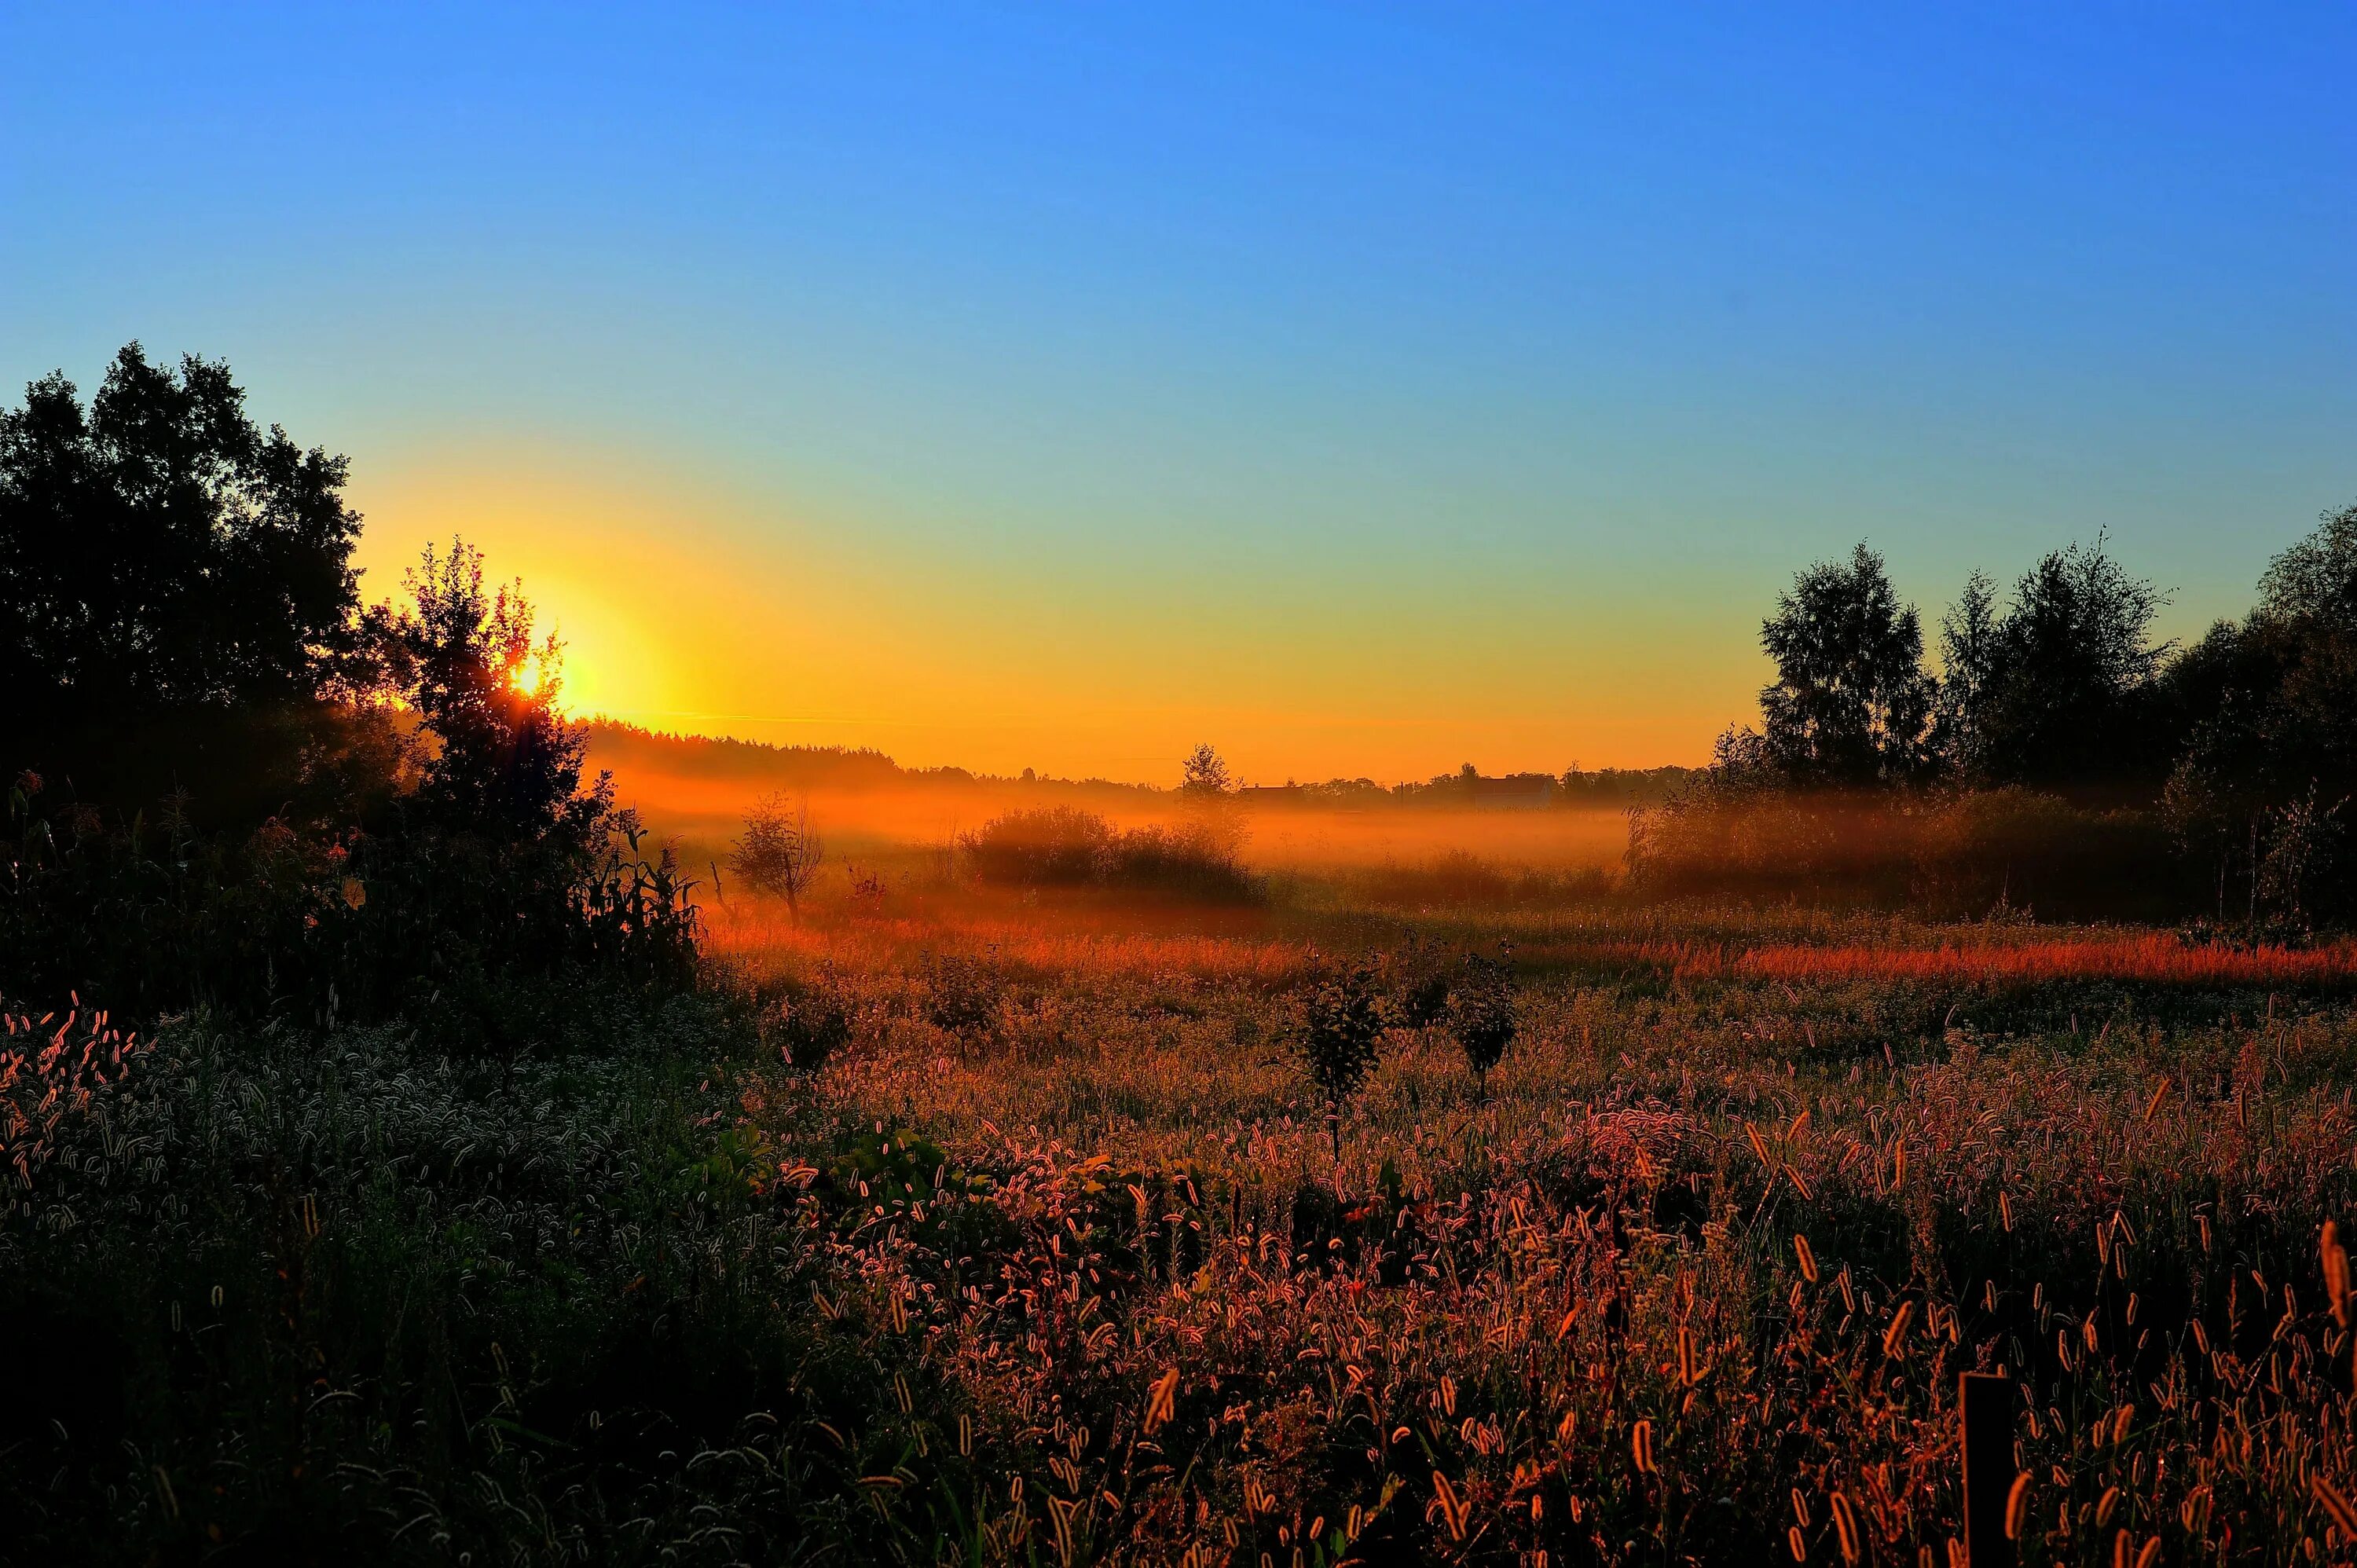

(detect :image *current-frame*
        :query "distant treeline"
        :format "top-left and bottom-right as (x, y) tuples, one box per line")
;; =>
(1637, 507), (2357, 924)
(592, 721), (1697, 811)
(1239, 765), (1697, 810)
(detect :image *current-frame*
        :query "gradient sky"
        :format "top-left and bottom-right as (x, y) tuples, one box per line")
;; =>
(5, 5), (2352, 782)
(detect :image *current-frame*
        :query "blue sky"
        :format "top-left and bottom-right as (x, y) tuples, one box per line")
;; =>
(4, 4), (2351, 778)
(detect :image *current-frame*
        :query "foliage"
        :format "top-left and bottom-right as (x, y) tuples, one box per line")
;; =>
(1629, 782), (2189, 918)
(372, 537), (606, 851)
(0, 1004), (948, 1564)
(730, 792), (826, 920)
(1443, 946), (1517, 1086)
(0, 771), (698, 1028)
(0, 528), (698, 1028)
(960, 806), (1259, 901)
(1958, 535), (2169, 789)
(1757, 543), (1937, 786)
(0, 344), (365, 729)
(961, 806), (1116, 885)
(1293, 956), (1389, 1160)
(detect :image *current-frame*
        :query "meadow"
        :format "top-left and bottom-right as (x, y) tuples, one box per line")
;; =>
(6, 352), (2354, 1561)
(18, 780), (2357, 1566)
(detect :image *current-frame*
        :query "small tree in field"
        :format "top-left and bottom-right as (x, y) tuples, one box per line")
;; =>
(1178, 742), (1248, 860)
(731, 793), (824, 922)
(1180, 743), (1233, 797)
(1446, 946), (1517, 1096)
(1295, 957), (1388, 1163)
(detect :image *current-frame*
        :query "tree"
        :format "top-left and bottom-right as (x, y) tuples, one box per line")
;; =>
(2155, 503), (2357, 920)
(2248, 502), (2357, 797)
(0, 346), (376, 819)
(1445, 947), (1516, 1095)
(731, 793), (826, 921)
(0, 344), (365, 724)
(1757, 544), (1935, 786)
(1294, 958), (1388, 1163)
(373, 539), (608, 849)
(1178, 742), (1248, 859)
(1179, 743), (1233, 796)
(2256, 788), (2343, 927)
(1963, 536), (2166, 789)
(1933, 571), (2001, 778)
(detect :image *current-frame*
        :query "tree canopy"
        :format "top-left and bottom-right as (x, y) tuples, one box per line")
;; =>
(0, 345), (364, 727)
(1756, 544), (1935, 787)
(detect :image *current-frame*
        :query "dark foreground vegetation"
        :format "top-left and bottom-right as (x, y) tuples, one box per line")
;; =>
(9, 348), (2357, 1565)
(1633, 518), (2357, 929)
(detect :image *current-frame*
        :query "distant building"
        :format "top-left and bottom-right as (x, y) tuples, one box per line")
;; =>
(1471, 775), (1556, 810)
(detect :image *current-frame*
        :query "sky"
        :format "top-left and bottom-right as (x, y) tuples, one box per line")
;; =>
(5, 4), (2352, 783)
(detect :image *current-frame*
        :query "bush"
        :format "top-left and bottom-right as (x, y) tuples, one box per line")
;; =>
(960, 806), (1115, 885)
(1627, 782), (2193, 919)
(0, 777), (698, 1034)
(1292, 957), (1389, 1161)
(961, 808), (1260, 900)
(1446, 947), (1517, 1086)
(1102, 821), (1260, 900)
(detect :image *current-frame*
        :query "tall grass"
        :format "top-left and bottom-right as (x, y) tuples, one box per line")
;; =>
(15, 875), (2357, 1560)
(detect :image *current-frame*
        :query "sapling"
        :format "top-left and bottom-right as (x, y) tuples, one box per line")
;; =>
(731, 793), (825, 922)
(1295, 956), (1389, 1164)
(1447, 946), (1517, 1096)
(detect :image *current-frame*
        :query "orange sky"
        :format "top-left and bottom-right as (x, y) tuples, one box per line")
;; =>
(349, 441), (1759, 786)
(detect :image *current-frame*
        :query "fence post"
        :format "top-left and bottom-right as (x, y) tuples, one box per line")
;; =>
(1960, 1372), (2018, 1568)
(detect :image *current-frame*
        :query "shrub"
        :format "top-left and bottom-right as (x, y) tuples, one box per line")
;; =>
(1627, 782), (2191, 918)
(960, 806), (1115, 885)
(1292, 957), (1388, 1162)
(1446, 946), (1517, 1090)
(1102, 820), (1259, 900)
(729, 793), (825, 920)
(771, 965), (852, 1072)
(0, 776), (698, 1032)
(962, 808), (1260, 900)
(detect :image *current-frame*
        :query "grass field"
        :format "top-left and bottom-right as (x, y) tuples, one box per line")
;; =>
(701, 852), (2357, 1566)
(13, 822), (2357, 1564)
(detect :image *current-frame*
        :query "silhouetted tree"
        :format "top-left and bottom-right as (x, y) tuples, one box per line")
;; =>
(1960, 536), (2166, 789)
(372, 539), (609, 849)
(1295, 958), (1388, 1163)
(1445, 947), (1516, 1095)
(0, 345), (364, 722)
(1757, 544), (1935, 786)
(731, 793), (825, 921)
(1933, 570), (2001, 778)
(1180, 743), (1233, 796)
(2156, 503), (2357, 919)
(2245, 503), (2357, 793)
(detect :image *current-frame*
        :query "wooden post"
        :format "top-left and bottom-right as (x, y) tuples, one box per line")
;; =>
(1960, 1372), (2017, 1568)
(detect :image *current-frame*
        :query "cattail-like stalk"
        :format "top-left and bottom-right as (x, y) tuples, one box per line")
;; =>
(1883, 1300), (1915, 1357)
(2313, 1473), (2357, 1537)
(2322, 1221), (2350, 1328)
(1829, 1492), (1859, 1565)
(2005, 1472), (2032, 1540)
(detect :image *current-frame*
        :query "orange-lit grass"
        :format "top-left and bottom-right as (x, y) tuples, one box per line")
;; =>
(702, 891), (1320, 985)
(1724, 932), (2357, 989)
(739, 933), (2357, 1563)
(713, 877), (2357, 995)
